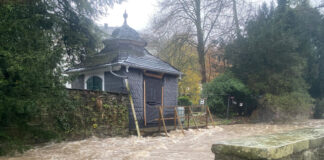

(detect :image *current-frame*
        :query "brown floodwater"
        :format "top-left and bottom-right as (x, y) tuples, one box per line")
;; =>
(2, 120), (324, 160)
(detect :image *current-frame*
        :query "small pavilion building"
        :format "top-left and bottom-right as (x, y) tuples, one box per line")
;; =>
(66, 12), (181, 128)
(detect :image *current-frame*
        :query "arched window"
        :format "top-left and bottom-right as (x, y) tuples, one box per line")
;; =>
(87, 76), (102, 91)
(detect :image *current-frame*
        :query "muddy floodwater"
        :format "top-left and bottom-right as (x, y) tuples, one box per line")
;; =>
(3, 120), (324, 160)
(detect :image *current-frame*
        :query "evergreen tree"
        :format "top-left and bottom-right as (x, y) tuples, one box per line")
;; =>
(0, 0), (121, 154)
(226, 1), (323, 96)
(224, 0), (324, 120)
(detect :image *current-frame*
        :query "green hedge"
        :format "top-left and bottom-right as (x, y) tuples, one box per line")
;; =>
(178, 96), (192, 106)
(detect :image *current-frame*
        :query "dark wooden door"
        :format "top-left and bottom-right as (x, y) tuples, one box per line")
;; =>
(144, 76), (162, 125)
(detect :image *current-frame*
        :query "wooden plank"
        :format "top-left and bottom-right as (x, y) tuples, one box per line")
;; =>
(159, 106), (168, 136)
(158, 119), (161, 133)
(189, 106), (198, 129)
(124, 79), (141, 137)
(144, 80), (146, 126)
(174, 107), (177, 130)
(187, 107), (190, 129)
(161, 106), (203, 108)
(158, 107), (161, 132)
(162, 86), (164, 106)
(154, 115), (204, 121)
(207, 106), (216, 127)
(154, 117), (176, 121)
(174, 107), (185, 135)
(160, 86), (163, 133)
(144, 72), (164, 79)
(205, 106), (208, 128)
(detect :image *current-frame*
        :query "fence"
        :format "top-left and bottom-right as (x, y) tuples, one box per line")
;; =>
(155, 105), (215, 136)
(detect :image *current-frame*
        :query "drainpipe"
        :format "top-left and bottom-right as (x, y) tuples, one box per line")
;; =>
(109, 66), (141, 137)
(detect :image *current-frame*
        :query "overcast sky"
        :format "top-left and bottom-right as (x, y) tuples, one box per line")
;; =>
(96, 0), (320, 31)
(96, 0), (158, 31)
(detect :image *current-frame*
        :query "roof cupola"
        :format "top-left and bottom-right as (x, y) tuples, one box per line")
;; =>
(106, 11), (146, 47)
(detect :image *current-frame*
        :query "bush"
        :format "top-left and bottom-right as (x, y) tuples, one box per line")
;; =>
(251, 92), (314, 122)
(202, 72), (255, 118)
(314, 99), (324, 119)
(178, 96), (192, 106)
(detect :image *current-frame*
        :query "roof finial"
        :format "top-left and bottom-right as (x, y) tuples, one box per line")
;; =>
(123, 10), (128, 25)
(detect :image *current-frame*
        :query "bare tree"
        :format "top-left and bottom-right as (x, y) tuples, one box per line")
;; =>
(152, 0), (256, 83)
(153, 0), (230, 83)
(316, 0), (324, 8)
(232, 0), (241, 37)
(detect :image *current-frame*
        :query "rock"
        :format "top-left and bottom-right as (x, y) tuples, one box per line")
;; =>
(211, 127), (324, 160)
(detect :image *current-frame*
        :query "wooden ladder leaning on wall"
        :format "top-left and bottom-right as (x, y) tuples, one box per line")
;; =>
(156, 106), (216, 137)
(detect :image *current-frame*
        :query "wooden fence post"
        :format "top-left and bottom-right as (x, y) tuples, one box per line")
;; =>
(189, 106), (198, 129)
(206, 106), (208, 128)
(174, 107), (185, 134)
(207, 106), (216, 127)
(187, 107), (190, 129)
(159, 106), (168, 136)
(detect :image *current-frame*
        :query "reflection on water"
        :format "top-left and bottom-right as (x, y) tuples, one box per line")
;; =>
(2, 120), (324, 160)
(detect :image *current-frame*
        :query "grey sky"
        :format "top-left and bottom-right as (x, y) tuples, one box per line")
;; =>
(96, 0), (158, 31)
(96, 0), (320, 31)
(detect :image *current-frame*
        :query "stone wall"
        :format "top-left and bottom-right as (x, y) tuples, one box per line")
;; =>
(0, 89), (130, 155)
(211, 127), (324, 160)
(59, 89), (130, 139)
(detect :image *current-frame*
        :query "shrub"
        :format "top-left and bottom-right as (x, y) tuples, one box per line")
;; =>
(202, 72), (255, 118)
(178, 96), (192, 106)
(252, 91), (314, 122)
(314, 99), (324, 119)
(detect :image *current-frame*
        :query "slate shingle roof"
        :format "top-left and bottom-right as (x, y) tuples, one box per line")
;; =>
(67, 49), (181, 75)
(112, 24), (146, 44)
(118, 50), (181, 75)
(67, 12), (181, 76)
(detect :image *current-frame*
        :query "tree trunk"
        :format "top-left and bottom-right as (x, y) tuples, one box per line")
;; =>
(232, 0), (241, 38)
(198, 49), (207, 83)
(208, 53), (212, 82)
(194, 0), (207, 84)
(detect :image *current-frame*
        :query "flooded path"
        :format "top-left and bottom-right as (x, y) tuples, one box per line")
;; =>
(3, 120), (324, 160)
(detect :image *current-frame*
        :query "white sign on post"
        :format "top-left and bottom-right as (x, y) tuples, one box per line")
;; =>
(200, 99), (205, 105)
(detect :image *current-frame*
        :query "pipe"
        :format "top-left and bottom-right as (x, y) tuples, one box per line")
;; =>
(109, 66), (127, 78)
(126, 65), (129, 72)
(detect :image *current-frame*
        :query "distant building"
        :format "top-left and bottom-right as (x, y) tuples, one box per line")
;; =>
(66, 12), (181, 128)
(99, 23), (118, 37)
